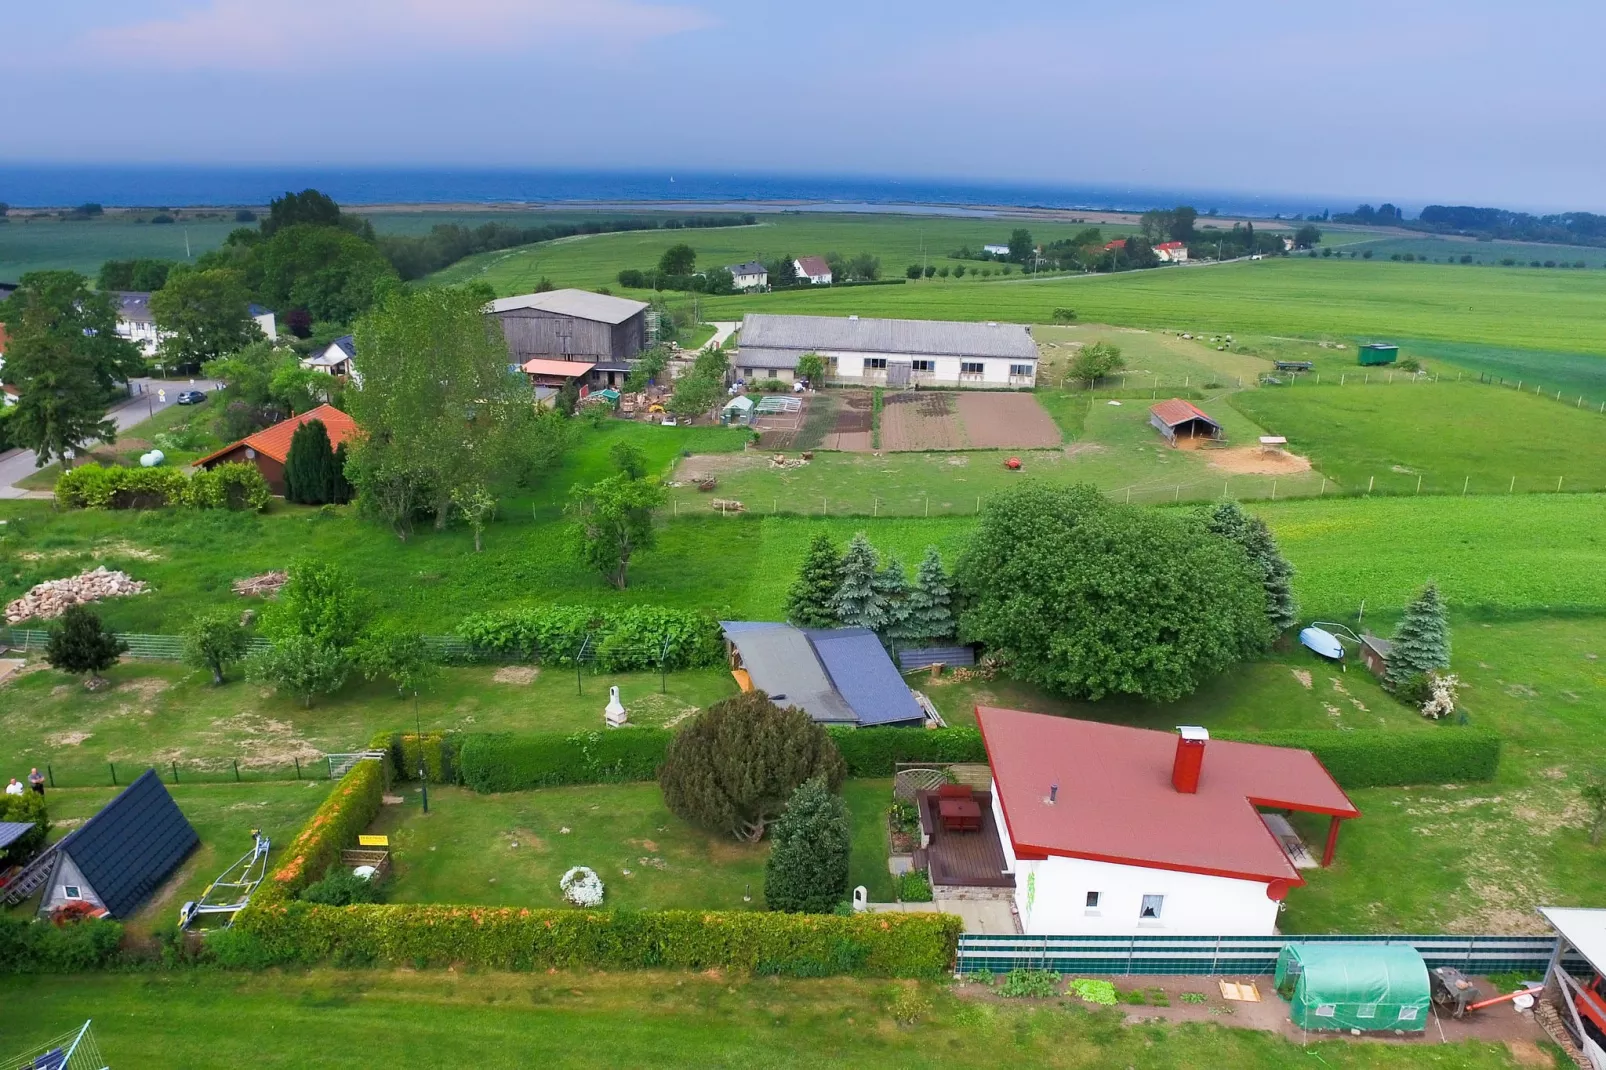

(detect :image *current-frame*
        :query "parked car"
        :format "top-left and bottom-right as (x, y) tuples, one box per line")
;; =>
(176, 390), (207, 405)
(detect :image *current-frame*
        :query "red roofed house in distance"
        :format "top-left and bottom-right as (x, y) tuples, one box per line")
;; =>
(975, 707), (1359, 936)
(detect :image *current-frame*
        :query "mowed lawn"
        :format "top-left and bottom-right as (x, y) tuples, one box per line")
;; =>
(0, 660), (737, 786)
(699, 257), (1606, 355)
(369, 779), (895, 910)
(1232, 379), (1606, 494)
(0, 971), (1539, 1070)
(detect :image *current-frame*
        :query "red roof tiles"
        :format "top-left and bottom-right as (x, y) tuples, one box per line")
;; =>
(976, 707), (1358, 886)
(1149, 398), (1219, 428)
(196, 404), (357, 467)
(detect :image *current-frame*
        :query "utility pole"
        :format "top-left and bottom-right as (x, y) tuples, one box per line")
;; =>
(413, 690), (428, 814)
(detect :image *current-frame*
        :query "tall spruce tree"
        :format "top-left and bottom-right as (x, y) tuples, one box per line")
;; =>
(1385, 583), (1451, 691)
(831, 533), (886, 632)
(785, 534), (842, 629)
(1202, 501), (1297, 635)
(904, 546), (956, 643)
(764, 777), (852, 914)
(284, 418), (335, 504)
(876, 557), (915, 644)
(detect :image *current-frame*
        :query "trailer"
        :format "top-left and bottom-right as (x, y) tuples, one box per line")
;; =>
(178, 831), (269, 930)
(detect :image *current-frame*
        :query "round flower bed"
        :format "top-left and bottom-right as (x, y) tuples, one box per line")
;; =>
(560, 866), (605, 907)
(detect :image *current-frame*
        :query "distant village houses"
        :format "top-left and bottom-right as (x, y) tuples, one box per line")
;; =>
(726, 261), (768, 291)
(1154, 241), (1189, 263)
(793, 256), (833, 285)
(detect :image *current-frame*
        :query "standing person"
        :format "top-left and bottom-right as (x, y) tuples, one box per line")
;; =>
(28, 768), (44, 797)
(4, 778), (22, 797)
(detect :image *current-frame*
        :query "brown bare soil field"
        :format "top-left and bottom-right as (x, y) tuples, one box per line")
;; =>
(881, 392), (968, 451)
(821, 390), (873, 451)
(1208, 446), (1314, 475)
(954, 392), (1062, 449)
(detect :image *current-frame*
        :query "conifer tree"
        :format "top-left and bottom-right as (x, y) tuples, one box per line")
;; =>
(284, 418), (334, 504)
(764, 777), (851, 914)
(1202, 500), (1297, 635)
(785, 534), (842, 629)
(1385, 583), (1451, 691)
(330, 441), (353, 504)
(830, 533), (886, 632)
(904, 546), (956, 643)
(876, 557), (915, 644)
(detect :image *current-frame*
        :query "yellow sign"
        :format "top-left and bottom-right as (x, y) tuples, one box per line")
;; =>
(358, 835), (389, 847)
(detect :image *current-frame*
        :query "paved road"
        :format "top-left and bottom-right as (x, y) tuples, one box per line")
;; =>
(0, 379), (199, 499)
(702, 321), (740, 351)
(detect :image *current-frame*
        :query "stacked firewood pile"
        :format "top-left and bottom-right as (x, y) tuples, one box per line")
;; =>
(232, 571), (288, 597)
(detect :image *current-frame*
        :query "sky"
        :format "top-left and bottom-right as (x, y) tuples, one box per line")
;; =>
(7, 0), (1606, 211)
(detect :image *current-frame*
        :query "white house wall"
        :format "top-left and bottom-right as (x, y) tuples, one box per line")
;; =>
(822, 350), (1035, 389)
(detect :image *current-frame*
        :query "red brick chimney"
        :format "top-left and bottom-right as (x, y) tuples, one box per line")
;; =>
(1172, 726), (1209, 794)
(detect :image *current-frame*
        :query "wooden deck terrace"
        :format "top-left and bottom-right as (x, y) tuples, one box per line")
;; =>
(914, 789), (1014, 888)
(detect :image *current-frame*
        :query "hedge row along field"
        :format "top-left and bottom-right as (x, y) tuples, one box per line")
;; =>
(231, 903), (961, 978)
(453, 604), (724, 671)
(258, 758), (387, 904)
(441, 725), (1497, 793)
(54, 462), (271, 512)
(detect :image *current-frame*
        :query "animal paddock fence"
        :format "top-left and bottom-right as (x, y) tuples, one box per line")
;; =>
(956, 933), (1574, 978)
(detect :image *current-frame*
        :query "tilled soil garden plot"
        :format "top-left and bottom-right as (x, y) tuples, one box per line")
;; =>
(821, 390), (873, 451)
(881, 392), (968, 450)
(954, 392), (1062, 449)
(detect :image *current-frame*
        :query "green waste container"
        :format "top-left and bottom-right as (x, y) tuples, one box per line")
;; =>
(1358, 344), (1399, 366)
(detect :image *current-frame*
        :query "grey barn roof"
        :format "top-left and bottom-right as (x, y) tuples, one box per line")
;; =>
(54, 768), (198, 918)
(739, 313), (1038, 361)
(731, 347), (802, 370)
(727, 261), (767, 275)
(489, 288), (648, 325)
(720, 622), (924, 727)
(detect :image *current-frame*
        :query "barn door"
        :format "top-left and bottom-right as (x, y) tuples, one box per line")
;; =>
(887, 361), (913, 388)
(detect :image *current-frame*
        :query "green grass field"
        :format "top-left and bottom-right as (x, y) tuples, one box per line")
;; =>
(0, 971), (1542, 1069)
(687, 257), (1606, 356)
(0, 216), (241, 277)
(428, 212), (1137, 293)
(1231, 380), (1606, 494)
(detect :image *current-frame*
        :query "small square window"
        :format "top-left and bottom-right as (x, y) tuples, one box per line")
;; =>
(1085, 891), (1100, 908)
(913, 359), (934, 372)
(1357, 1004), (1377, 1019)
(1139, 894), (1164, 920)
(64, 885), (82, 900)
(866, 358), (888, 370)
(1314, 1004), (1337, 1018)
(961, 362), (985, 375)
(1396, 1007), (1418, 1021)
(1010, 363), (1033, 376)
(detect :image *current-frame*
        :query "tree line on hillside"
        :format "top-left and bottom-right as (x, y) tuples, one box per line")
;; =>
(617, 247), (883, 293)
(1332, 200), (1606, 250)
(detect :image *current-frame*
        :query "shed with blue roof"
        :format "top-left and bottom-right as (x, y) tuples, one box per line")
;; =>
(719, 622), (926, 728)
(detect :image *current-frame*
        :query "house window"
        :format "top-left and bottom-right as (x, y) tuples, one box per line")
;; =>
(64, 885), (82, 900)
(1085, 891), (1100, 908)
(1010, 364), (1033, 377)
(913, 360), (935, 372)
(961, 361), (985, 375)
(743, 368), (756, 378)
(866, 358), (888, 370)
(1314, 1004), (1337, 1018)
(765, 369), (777, 379)
(1396, 1007), (1419, 1021)
(1139, 895), (1164, 920)
(1357, 1004), (1377, 1019)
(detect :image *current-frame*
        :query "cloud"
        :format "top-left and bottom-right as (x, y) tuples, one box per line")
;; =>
(77, 0), (713, 71)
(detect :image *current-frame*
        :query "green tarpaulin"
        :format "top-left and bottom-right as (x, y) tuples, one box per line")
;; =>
(1274, 943), (1431, 1033)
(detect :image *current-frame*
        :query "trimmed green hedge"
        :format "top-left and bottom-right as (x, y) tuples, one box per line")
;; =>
(0, 916), (124, 973)
(450, 723), (1499, 793)
(232, 903), (959, 978)
(1222, 727), (1501, 789)
(258, 758), (386, 904)
(54, 461), (270, 511)
(372, 731), (457, 784)
(453, 605), (723, 671)
(459, 730), (671, 792)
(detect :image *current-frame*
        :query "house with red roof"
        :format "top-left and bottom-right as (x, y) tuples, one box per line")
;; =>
(194, 404), (358, 496)
(793, 256), (833, 285)
(975, 708), (1359, 935)
(1155, 241), (1189, 263)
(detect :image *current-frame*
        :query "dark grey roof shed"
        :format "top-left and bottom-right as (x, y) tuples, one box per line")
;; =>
(0, 822), (36, 852)
(45, 769), (198, 918)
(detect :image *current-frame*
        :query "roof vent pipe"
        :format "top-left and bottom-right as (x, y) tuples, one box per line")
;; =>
(1172, 726), (1209, 794)
(1049, 783), (1058, 804)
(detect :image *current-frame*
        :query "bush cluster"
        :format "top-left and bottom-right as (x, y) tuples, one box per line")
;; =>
(0, 791), (49, 865)
(230, 903), (958, 978)
(372, 731), (457, 784)
(0, 916), (124, 973)
(1224, 727), (1501, 789)
(829, 727), (985, 776)
(458, 730), (671, 792)
(55, 462), (270, 512)
(258, 758), (385, 903)
(454, 605), (722, 671)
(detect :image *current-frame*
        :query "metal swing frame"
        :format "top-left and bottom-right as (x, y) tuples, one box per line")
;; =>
(178, 830), (270, 930)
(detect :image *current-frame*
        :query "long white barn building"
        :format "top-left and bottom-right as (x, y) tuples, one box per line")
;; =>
(736, 313), (1038, 389)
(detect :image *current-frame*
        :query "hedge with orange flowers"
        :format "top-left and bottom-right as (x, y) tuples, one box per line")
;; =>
(255, 758), (386, 906)
(232, 902), (959, 977)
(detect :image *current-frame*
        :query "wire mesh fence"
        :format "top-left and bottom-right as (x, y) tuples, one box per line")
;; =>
(34, 755), (329, 790)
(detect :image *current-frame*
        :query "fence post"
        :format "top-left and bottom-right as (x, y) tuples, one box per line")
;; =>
(47, 764), (54, 788)
(1463, 476), (1470, 496)
(1416, 475), (1422, 494)
(109, 763), (117, 787)
(233, 759), (241, 783)
(1509, 476), (1516, 493)
(328, 756), (334, 780)
(1367, 476), (1374, 495)
(294, 757), (301, 780)
(1558, 476), (1565, 492)
(171, 761), (179, 784)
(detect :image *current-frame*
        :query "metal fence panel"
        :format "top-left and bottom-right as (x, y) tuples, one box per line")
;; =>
(956, 933), (1568, 977)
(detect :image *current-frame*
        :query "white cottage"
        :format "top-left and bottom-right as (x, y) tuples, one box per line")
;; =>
(976, 708), (1359, 936)
(726, 261), (768, 291)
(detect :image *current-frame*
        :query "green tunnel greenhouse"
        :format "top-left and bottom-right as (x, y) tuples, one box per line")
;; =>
(1274, 943), (1432, 1033)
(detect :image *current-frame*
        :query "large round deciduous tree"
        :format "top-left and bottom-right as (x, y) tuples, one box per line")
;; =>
(955, 482), (1269, 702)
(659, 691), (846, 842)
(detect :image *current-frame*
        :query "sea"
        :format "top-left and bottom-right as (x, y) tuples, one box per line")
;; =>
(0, 166), (1333, 218)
